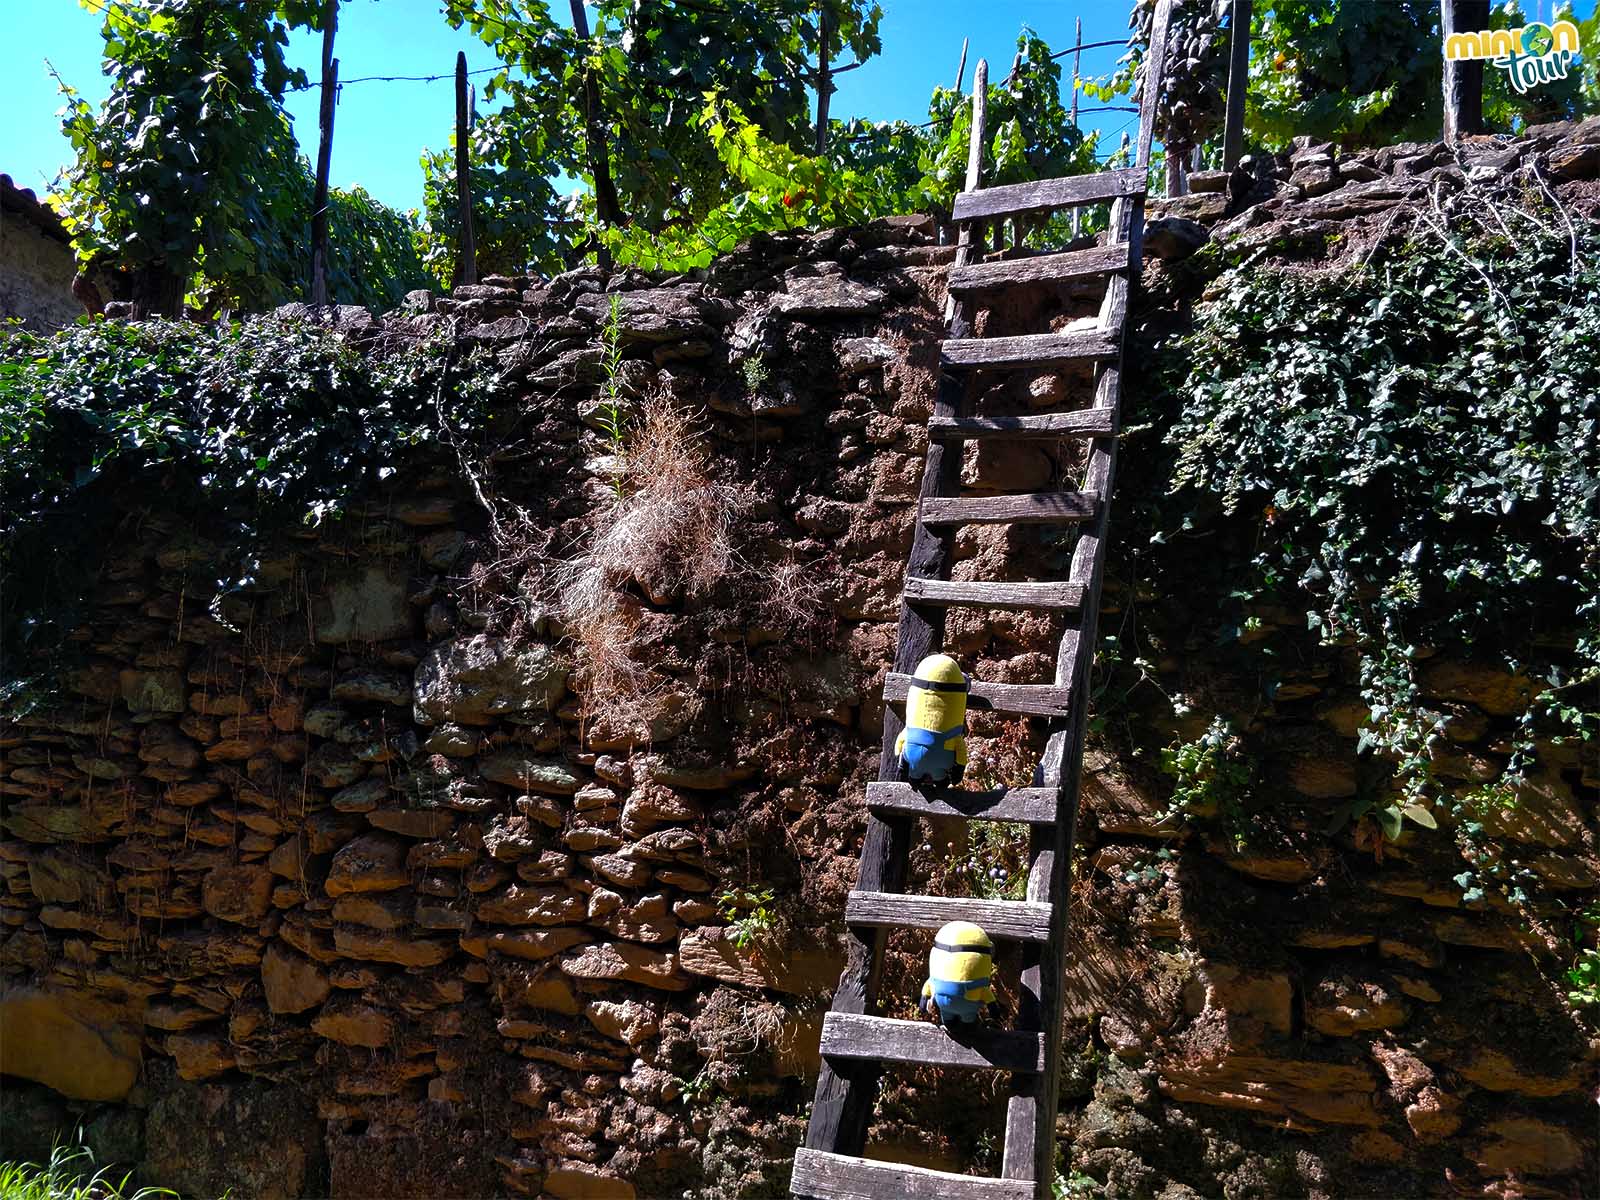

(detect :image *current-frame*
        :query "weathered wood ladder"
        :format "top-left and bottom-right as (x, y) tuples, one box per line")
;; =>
(792, 6), (1173, 1198)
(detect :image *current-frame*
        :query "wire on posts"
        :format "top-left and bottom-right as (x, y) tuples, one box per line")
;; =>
(286, 65), (502, 91)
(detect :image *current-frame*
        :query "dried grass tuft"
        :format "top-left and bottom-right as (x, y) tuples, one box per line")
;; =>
(551, 392), (756, 736)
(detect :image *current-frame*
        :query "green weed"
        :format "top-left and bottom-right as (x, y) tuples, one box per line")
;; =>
(716, 886), (777, 950)
(0, 1143), (177, 1200)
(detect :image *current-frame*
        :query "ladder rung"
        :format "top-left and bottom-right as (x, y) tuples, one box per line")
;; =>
(866, 781), (1058, 825)
(820, 1013), (1045, 1073)
(903, 578), (1085, 611)
(791, 1148), (1035, 1200)
(846, 890), (1053, 942)
(921, 492), (1098, 526)
(948, 243), (1131, 294)
(928, 410), (1116, 441)
(951, 167), (1148, 223)
(943, 330), (1119, 370)
(883, 672), (1073, 718)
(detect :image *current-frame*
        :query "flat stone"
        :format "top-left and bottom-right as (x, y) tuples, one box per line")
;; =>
(1159, 1054), (1380, 1127)
(314, 565), (413, 644)
(332, 924), (453, 967)
(584, 999), (660, 1050)
(838, 336), (896, 373)
(1474, 1116), (1583, 1174)
(772, 275), (885, 317)
(25, 848), (110, 904)
(331, 669), (411, 706)
(1472, 770), (1585, 848)
(463, 927), (587, 962)
(573, 287), (717, 343)
(476, 884), (587, 927)
(167, 1032), (235, 1081)
(324, 833), (410, 896)
(413, 635), (566, 726)
(119, 669), (186, 714)
(418, 530), (469, 570)
(585, 852), (652, 888)
(1194, 963), (1293, 1037)
(545, 1163), (637, 1200)
(678, 929), (842, 996)
(1405, 1087), (1462, 1141)
(1419, 660), (1534, 716)
(1288, 164), (1340, 196)
(1143, 216), (1210, 260)
(201, 864), (273, 924)
(559, 942), (689, 991)
(390, 495), (456, 526)
(261, 942), (330, 1014)
(367, 809), (454, 839)
(0, 987), (142, 1099)
(636, 756), (756, 790)
(331, 893), (411, 930)
(1547, 142), (1600, 181)
(312, 999), (394, 1048)
(1304, 972), (1409, 1036)
(480, 753), (582, 794)
(1457, 1049), (1584, 1098)
(331, 776), (390, 813)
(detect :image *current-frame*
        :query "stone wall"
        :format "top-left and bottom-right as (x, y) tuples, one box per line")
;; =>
(2, 120), (1598, 1200)
(1, 176), (83, 332)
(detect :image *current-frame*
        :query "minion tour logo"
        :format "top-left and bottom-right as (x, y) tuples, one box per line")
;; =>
(1444, 19), (1582, 94)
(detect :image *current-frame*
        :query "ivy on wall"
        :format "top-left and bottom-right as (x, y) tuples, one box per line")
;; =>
(1136, 213), (1598, 839)
(0, 317), (495, 697)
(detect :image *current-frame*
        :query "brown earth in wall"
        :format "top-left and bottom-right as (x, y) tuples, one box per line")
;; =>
(3, 117), (1600, 1199)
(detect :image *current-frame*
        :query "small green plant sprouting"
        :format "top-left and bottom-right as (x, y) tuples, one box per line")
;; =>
(740, 352), (770, 397)
(1159, 715), (1254, 836)
(1054, 1170), (1100, 1199)
(717, 886), (777, 950)
(959, 822), (1029, 900)
(674, 1063), (716, 1103)
(1123, 847), (1175, 888)
(0, 1142), (178, 1200)
(594, 294), (629, 497)
(1565, 905), (1600, 1010)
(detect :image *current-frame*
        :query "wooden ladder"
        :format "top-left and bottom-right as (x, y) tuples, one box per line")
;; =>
(793, 7), (1173, 1198)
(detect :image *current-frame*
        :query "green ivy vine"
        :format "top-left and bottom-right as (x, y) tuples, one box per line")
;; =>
(0, 317), (496, 698)
(1153, 211), (1599, 839)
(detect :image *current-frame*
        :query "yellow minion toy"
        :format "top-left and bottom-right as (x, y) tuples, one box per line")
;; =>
(894, 653), (968, 786)
(920, 920), (997, 1025)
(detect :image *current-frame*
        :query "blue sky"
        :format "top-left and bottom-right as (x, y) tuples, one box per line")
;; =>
(10, 1), (1594, 215)
(4, 1), (1140, 214)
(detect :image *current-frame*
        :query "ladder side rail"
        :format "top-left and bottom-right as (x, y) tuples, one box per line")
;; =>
(1001, 0), (1173, 1185)
(802, 57), (990, 1173)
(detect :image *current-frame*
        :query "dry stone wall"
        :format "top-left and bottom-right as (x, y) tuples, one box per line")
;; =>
(3, 119), (1600, 1200)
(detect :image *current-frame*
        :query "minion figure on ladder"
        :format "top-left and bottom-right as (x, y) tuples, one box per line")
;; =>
(894, 653), (968, 788)
(896, 655), (999, 1027)
(921, 921), (998, 1026)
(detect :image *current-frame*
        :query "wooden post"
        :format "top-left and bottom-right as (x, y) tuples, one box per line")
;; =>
(309, 0), (338, 306)
(1070, 17), (1082, 236)
(815, 2), (832, 153)
(1441, 0), (1489, 141)
(454, 51), (477, 286)
(569, 0), (624, 228)
(1222, 0), (1251, 169)
(954, 36), (968, 92)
